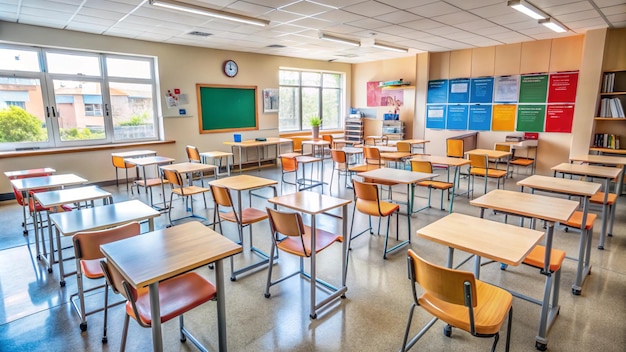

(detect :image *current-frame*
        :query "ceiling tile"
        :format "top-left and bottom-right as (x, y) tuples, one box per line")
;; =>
(601, 4), (626, 16)
(432, 11), (481, 25)
(558, 10), (604, 22)
(347, 17), (390, 30)
(401, 18), (443, 31)
(342, 0), (396, 17)
(225, 1), (274, 16)
(376, 10), (422, 23)
(443, 0), (501, 10)
(279, 0), (334, 16)
(593, 0), (626, 5)
(543, 1), (593, 16)
(406, 1), (459, 17)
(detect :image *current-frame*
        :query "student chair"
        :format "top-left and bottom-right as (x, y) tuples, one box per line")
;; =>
(410, 160), (455, 212)
(100, 259), (217, 352)
(186, 144), (213, 185)
(210, 184), (270, 280)
(589, 190), (617, 248)
(112, 155), (136, 193)
(28, 190), (72, 261)
(71, 222), (141, 342)
(162, 168), (209, 225)
(495, 144), (535, 177)
(447, 139), (464, 158)
(468, 154), (507, 198)
(349, 179), (400, 259)
(280, 155), (299, 191)
(330, 149), (352, 194)
(401, 249), (513, 352)
(264, 207), (342, 307)
(9, 171), (55, 235)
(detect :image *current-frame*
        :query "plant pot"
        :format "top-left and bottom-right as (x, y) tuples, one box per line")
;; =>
(312, 126), (320, 139)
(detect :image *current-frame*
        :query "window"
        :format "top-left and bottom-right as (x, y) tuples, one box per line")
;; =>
(278, 69), (343, 132)
(0, 45), (160, 150)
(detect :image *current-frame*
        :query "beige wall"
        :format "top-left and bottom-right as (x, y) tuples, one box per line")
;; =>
(0, 21), (351, 193)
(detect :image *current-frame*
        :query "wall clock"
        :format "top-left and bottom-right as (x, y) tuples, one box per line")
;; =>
(223, 60), (238, 77)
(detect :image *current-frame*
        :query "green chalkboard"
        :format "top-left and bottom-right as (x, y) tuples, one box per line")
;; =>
(196, 84), (258, 133)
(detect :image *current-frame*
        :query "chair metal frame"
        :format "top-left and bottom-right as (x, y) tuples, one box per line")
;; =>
(112, 155), (135, 193)
(468, 154), (507, 198)
(329, 149), (353, 194)
(410, 160), (455, 213)
(162, 168), (210, 225)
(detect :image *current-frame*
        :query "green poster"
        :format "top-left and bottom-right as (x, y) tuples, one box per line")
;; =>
(519, 74), (548, 103)
(516, 105), (545, 132)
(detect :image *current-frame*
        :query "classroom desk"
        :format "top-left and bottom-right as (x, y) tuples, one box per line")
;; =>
(465, 148), (511, 195)
(5, 167), (56, 234)
(301, 139), (330, 158)
(200, 151), (233, 177)
(224, 137), (293, 173)
(267, 191), (351, 319)
(379, 151), (413, 168)
(111, 149), (157, 158)
(160, 162), (216, 221)
(125, 156), (175, 209)
(100, 221), (242, 352)
(409, 155), (471, 209)
(295, 155), (324, 191)
(209, 175), (278, 280)
(551, 162), (622, 249)
(34, 186), (113, 282)
(357, 168), (437, 256)
(389, 138), (429, 154)
(517, 175), (601, 295)
(470, 189), (578, 350)
(495, 141), (538, 175)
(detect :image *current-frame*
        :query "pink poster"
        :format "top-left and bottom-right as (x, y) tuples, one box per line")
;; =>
(381, 90), (403, 113)
(367, 81), (382, 107)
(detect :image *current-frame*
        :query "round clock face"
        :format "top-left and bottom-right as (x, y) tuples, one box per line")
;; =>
(223, 60), (238, 77)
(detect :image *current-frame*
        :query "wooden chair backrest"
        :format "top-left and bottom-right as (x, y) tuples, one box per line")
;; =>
(100, 259), (136, 300)
(73, 222), (140, 261)
(186, 145), (201, 163)
(364, 147), (381, 165)
(162, 169), (184, 187)
(322, 135), (333, 144)
(266, 207), (305, 238)
(468, 154), (487, 168)
(352, 179), (379, 202)
(447, 139), (464, 158)
(281, 156), (298, 172)
(495, 144), (511, 153)
(210, 184), (233, 208)
(112, 155), (130, 168)
(411, 160), (433, 173)
(364, 137), (376, 146)
(408, 249), (477, 307)
(397, 141), (411, 153)
(331, 149), (347, 164)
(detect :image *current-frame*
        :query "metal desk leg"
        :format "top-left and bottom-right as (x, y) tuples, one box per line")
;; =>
(597, 178), (610, 249)
(215, 259), (228, 352)
(572, 198), (589, 295)
(310, 214), (317, 319)
(149, 282), (163, 352)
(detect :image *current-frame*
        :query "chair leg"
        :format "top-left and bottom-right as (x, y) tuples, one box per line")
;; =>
(124, 168), (129, 193)
(505, 307), (513, 352)
(76, 269), (87, 332)
(102, 283), (109, 343)
(401, 303), (417, 352)
(383, 215), (391, 259)
(115, 168), (119, 188)
(179, 315), (186, 342)
(490, 332), (500, 352)
(264, 242), (277, 298)
(167, 193), (174, 226)
(120, 313), (130, 352)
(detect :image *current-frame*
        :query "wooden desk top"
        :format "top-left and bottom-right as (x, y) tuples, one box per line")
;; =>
(269, 191), (351, 215)
(465, 149), (511, 158)
(372, 145), (397, 153)
(199, 151), (233, 158)
(517, 175), (601, 197)
(125, 156), (175, 167)
(223, 137), (293, 147)
(551, 162), (622, 179)
(49, 200), (160, 236)
(10, 174), (87, 191)
(295, 155), (321, 163)
(302, 140), (330, 146)
(380, 152), (413, 160)
(209, 174), (277, 191)
(409, 155), (471, 167)
(5, 167), (55, 179)
(396, 139), (429, 145)
(342, 147), (363, 154)
(34, 185), (111, 208)
(101, 221), (242, 288)
(358, 168), (437, 184)
(111, 150), (156, 158)
(570, 154), (626, 166)
(160, 162), (217, 173)
(417, 213), (544, 266)
(470, 189), (578, 223)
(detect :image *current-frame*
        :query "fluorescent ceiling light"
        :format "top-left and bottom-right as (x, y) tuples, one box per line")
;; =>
(149, 0), (269, 27)
(540, 18), (568, 33)
(319, 33), (360, 47)
(373, 41), (408, 53)
(507, 0), (547, 20)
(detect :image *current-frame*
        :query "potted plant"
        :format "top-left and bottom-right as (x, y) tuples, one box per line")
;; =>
(309, 117), (322, 139)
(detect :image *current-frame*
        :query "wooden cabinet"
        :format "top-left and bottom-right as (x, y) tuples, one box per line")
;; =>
(592, 70), (626, 154)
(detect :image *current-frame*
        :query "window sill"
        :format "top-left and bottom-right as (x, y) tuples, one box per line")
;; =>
(0, 140), (176, 159)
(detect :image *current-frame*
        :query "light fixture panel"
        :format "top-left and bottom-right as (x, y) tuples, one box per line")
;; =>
(507, 0), (547, 20)
(319, 33), (361, 47)
(539, 18), (567, 33)
(150, 0), (269, 27)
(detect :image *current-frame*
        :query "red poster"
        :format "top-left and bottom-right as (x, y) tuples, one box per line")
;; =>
(545, 104), (575, 132)
(548, 72), (578, 103)
(367, 81), (382, 107)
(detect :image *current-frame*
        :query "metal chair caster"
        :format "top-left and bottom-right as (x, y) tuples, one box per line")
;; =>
(443, 324), (452, 337)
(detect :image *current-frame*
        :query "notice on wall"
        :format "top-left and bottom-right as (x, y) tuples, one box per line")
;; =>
(426, 105), (446, 129)
(492, 104), (517, 131)
(469, 105), (492, 130)
(519, 74), (549, 103)
(470, 77), (494, 104)
(427, 80), (449, 104)
(446, 104), (469, 130)
(448, 78), (470, 104)
(516, 105), (546, 132)
(367, 81), (382, 107)
(545, 104), (575, 132)
(548, 72), (578, 103)
(494, 75), (520, 103)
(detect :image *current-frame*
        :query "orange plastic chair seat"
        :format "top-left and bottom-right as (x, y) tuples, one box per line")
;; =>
(470, 168), (507, 178)
(510, 158), (534, 166)
(356, 199), (399, 217)
(416, 180), (454, 190)
(80, 259), (104, 279)
(564, 211), (597, 230)
(348, 164), (380, 173)
(277, 225), (342, 257)
(220, 207), (268, 225)
(136, 178), (168, 188)
(128, 272), (216, 326)
(589, 191), (617, 205)
(523, 245), (566, 272)
(418, 279), (512, 335)
(171, 185), (209, 197)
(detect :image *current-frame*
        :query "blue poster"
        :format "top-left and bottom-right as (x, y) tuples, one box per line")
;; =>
(448, 78), (470, 103)
(446, 105), (469, 130)
(469, 105), (492, 130)
(427, 80), (448, 104)
(470, 77), (494, 103)
(426, 105), (446, 129)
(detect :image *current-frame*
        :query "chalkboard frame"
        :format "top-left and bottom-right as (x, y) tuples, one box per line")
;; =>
(196, 84), (259, 134)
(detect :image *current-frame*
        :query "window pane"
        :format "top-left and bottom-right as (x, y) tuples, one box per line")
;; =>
(109, 82), (156, 140)
(0, 48), (40, 72)
(322, 88), (340, 129)
(301, 87), (320, 128)
(46, 52), (101, 76)
(302, 72), (321, 86)
(0, 77), (48, 144)
(53, 80), (106, 141)
(323, 73), (340, 88)
(279, 70), (299, 85)
(106, 58), (152, 79)
(279, 87), (300, 131)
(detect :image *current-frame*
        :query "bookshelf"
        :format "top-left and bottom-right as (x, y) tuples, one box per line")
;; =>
(344, 117), (364, 145)
(382, 120), (405, 141)
(592, 70), (626, 153)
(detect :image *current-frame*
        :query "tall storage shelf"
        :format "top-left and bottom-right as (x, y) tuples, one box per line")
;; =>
(382, 120), (405, 141)
(344, 117), (364, 145)
(591, 70), (626, 154)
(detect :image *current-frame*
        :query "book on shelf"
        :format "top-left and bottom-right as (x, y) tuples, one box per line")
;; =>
(602, 72), (615, 93)
(599, 97), (625, 117)
(594, 133), (621, 149)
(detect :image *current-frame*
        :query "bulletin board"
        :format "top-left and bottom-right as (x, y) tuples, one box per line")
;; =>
(196, 84), (258, 134)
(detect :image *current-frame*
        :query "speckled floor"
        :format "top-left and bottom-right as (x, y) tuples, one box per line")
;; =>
(0, 162), (625, 352)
